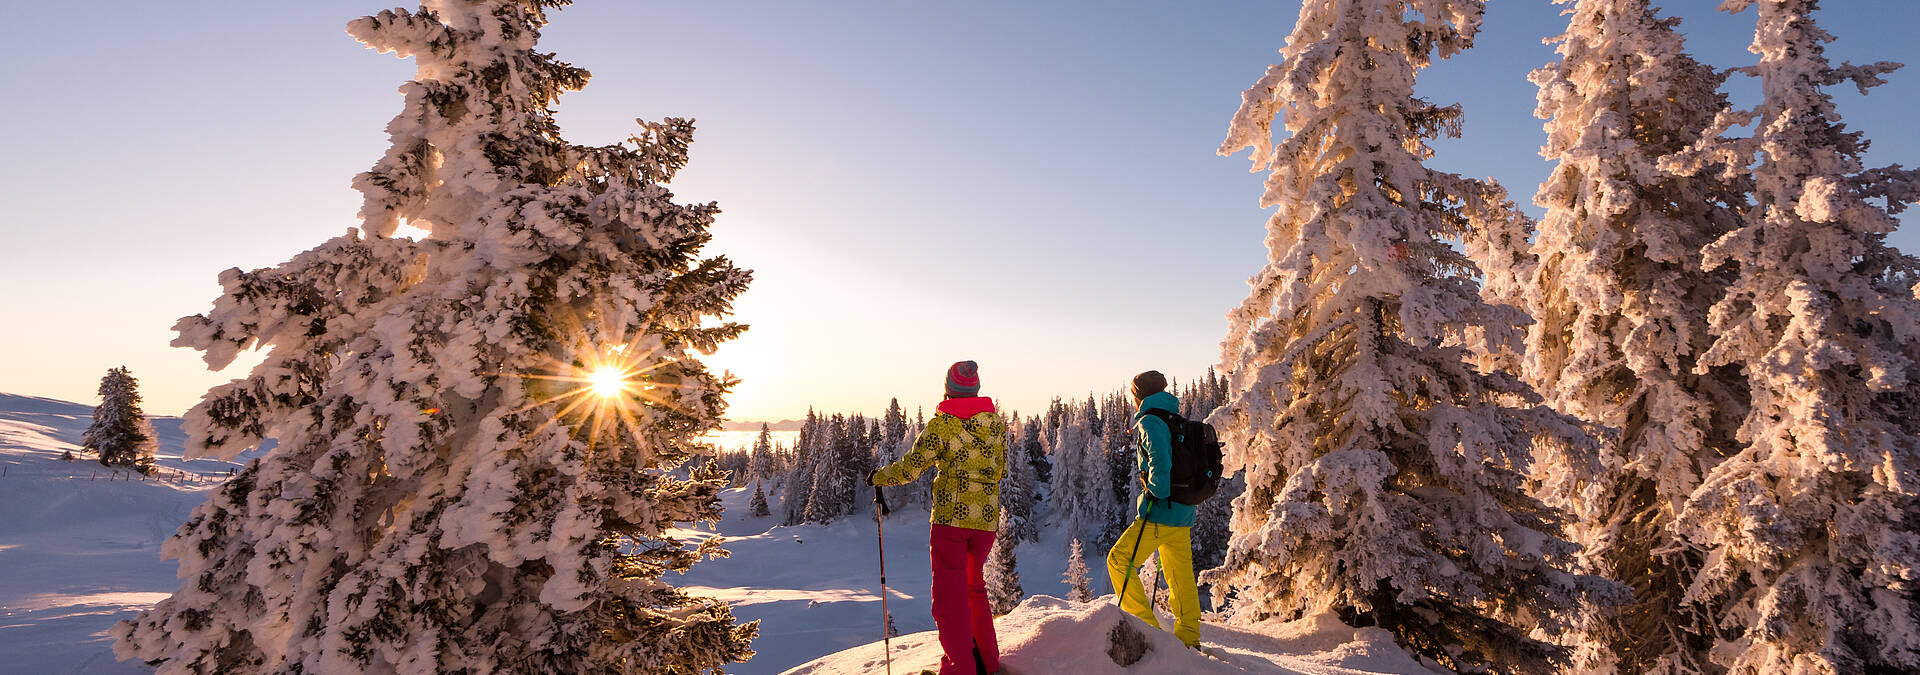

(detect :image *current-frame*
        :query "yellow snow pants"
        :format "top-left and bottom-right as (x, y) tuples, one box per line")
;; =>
(1106, 518), (1200, 647)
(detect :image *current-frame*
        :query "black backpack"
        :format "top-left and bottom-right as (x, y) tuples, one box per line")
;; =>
(1140, 408), (1224, 506)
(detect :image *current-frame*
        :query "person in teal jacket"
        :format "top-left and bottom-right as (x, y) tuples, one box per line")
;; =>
(1105, 370), (1200, 647)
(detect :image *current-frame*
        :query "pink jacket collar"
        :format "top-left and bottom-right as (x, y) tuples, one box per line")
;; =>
(937, 396), (996, 419)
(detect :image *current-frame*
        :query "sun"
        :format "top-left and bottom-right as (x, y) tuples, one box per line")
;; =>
(588, 366), (628, 398)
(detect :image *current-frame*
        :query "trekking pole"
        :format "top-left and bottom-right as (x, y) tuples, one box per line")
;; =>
(873, 483), (893, 675)
(1116, 498), (1153, 609)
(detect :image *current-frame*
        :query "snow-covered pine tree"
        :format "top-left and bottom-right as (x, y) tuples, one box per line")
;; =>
(805, 413), (860, 523)
(113, 3), (757, 672)
(749, 482), (770, 518)
(883, 397), (906, 451)
(1050, 406), (1111, 547)
(1191, 472), (1242, 574)
(1001, 416), (1040, 543)
(783, 409), (820, 524)
(1658, 1), (1920, 672)
(82, 366), (158, 470)
(1100, 393), (1136, 552)
(1201, 2), (1620, 672)
(1514, 2), (1752, 671)
(748, 422), (774, 484)
(985, 514), (1024, 615)
(1064, 537), (1095, 603)
(1023, 416), (1051, 487)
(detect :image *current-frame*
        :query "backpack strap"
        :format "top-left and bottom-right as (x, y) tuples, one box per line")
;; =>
(1139, 408), (1182, 435)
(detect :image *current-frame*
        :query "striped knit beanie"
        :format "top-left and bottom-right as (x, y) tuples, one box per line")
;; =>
(945, 360), (980, 398)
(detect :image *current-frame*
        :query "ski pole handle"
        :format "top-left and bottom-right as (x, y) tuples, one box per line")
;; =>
(873, 483), (890, 517)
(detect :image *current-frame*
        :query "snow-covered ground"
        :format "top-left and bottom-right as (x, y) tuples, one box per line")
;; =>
(677, 486), (1438, 674)
(0, 394), (250, 674)
(1, 392), (1432, 674)
(786, 596), (1439, 675)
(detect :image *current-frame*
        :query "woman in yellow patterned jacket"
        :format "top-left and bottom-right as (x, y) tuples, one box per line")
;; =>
(867, 360), (1007, 675)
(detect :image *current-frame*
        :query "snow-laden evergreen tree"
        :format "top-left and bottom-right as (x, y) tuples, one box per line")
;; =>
(783, 409), (820, 525)
(747, 422), (774, 484)
(804, 413), (865, 524)
(112, 3), (757, 672)
(1201, 2), (1621, 672)
(985, 514), (1024, 615)
(1064, 537), (1095, 603)
(1192, 473), (1243, 574)
(1100, 393), (1137, 552)
(882, 397), (907, 451)
(749, 483), (770, 518)
(82, 366), (158, 470)
(1049, 406), (1111, 547)
(1000, 416), (1040, 543)
(1658, 2), (1920, 672)
(1514, 2), (1755, 671)
(1022, 416), (1051, 487)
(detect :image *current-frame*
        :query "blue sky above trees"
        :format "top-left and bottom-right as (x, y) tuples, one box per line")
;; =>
(2, 0), (1913, 420)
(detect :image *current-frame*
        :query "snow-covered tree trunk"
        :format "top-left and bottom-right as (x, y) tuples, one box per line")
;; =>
(1510, 1), (1753, 671)
(1065, 538), (1094, 603)
(1659, 2), (1920, 672)
(82, 366), (158, 470)
(112, 3), (757, 672)
(1200, 2), (1622, 672)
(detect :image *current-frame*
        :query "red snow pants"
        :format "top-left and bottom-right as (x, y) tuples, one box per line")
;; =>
(929, 523), (998, 675)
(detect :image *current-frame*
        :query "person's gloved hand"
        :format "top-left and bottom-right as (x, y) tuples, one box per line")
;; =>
(865, 469), (879, 486)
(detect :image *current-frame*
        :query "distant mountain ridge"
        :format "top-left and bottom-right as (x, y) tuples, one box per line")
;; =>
(719, 419), (803, 432)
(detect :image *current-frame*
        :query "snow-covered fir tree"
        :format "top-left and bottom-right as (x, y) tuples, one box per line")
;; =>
(749, 483), (770, 518)
(1100, 393), (1137, 552)
(1000, 415), (1040, 543)
(985, 514), (1024, 615)
(1021, 416), (1050, 487)
(1049, 405), (1111, 547)
(1659, 1), (1920, 672)
(1064, 537), (1094, 603)
(112, 3), (757, 672)
(783, 409), (821, 525)
(1513, 2), (1753, 671)
(81, 366), (158, 470)
(1201, 2), (1621, 672)
(747, 422), (774, 485)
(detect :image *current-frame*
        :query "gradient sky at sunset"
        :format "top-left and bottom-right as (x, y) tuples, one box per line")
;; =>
(3, 1), (1915, 422)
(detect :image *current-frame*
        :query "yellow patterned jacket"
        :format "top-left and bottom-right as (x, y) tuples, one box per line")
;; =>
(872, 396), (1007, 531)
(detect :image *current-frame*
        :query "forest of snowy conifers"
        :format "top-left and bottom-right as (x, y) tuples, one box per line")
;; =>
(705, 374), (1240, 584)
(104, 0), (1917, 674)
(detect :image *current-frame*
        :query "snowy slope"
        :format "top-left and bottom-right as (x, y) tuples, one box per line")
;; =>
(2, 392), (1433, 674)
(0, 393), (252, 674)
(783, 596), (1442, 675)
(675, 486), (1438, 674)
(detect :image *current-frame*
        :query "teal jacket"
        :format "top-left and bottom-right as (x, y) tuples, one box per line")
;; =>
(1133, 391), (1196, 528)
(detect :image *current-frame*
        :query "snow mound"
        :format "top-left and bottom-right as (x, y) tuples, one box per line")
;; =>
(781, 594), (1440, 675)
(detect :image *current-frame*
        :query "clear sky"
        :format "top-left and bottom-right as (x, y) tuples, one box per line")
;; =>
(2, 1), (1915, 423)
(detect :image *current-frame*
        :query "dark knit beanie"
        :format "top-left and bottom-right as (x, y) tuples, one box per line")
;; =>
(1130, 370), (1167, 400)
(946, 361), (981, 398)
